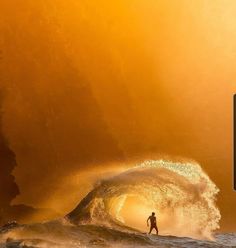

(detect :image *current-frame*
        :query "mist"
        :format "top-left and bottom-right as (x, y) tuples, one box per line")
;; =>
(0, 0), (235, 231)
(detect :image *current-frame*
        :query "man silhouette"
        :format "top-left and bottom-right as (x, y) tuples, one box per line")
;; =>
(147, 212), (158, 235)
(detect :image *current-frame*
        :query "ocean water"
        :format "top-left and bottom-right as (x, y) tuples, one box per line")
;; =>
(1, 160), (234, 248)
(0, 221), (235, 248)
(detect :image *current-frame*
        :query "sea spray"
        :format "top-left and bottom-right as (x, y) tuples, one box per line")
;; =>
(67, 160), (221, 239)
(0, 160), (223, 247)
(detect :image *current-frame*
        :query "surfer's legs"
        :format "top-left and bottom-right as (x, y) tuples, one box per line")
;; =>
(149, 225), (158, 234)
(154, 226), (158, 235)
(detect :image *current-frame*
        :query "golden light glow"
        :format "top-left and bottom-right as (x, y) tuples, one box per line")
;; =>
(0, 0), (235, 232)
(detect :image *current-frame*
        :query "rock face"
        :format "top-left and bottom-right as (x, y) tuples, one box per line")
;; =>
(0, 93), (20, 225)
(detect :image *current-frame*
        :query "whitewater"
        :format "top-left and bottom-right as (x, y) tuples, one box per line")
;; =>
(1, 160), (236, 247)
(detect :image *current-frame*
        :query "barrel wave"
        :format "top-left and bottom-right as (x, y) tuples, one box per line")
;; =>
(67, 160), (220, 239)
(1, 160), (224, 247)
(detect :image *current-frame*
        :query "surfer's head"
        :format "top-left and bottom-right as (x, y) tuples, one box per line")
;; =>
(152, 212), (155, 216)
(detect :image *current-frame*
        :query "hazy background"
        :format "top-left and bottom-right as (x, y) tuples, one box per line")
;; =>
(0, 0), (235, 231)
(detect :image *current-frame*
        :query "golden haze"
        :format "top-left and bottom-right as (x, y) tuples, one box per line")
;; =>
(0, 0), (235, 231)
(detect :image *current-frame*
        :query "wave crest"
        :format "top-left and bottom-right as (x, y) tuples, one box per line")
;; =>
(67, 160), (220, 239)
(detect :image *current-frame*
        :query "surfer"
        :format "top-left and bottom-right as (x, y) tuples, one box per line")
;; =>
(147, 212), (158, 235)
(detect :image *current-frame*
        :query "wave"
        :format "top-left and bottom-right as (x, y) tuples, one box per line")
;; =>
(1, 220), (232, 248)
(0, 160), (222, 247)
(67, 160), (221, 239)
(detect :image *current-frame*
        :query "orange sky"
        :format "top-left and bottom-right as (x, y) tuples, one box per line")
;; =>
(1, 0), (236, 231)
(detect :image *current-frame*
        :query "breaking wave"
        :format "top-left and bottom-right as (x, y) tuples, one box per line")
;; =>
(67, 160), (221, 240)
(0, 160), (225, 247)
